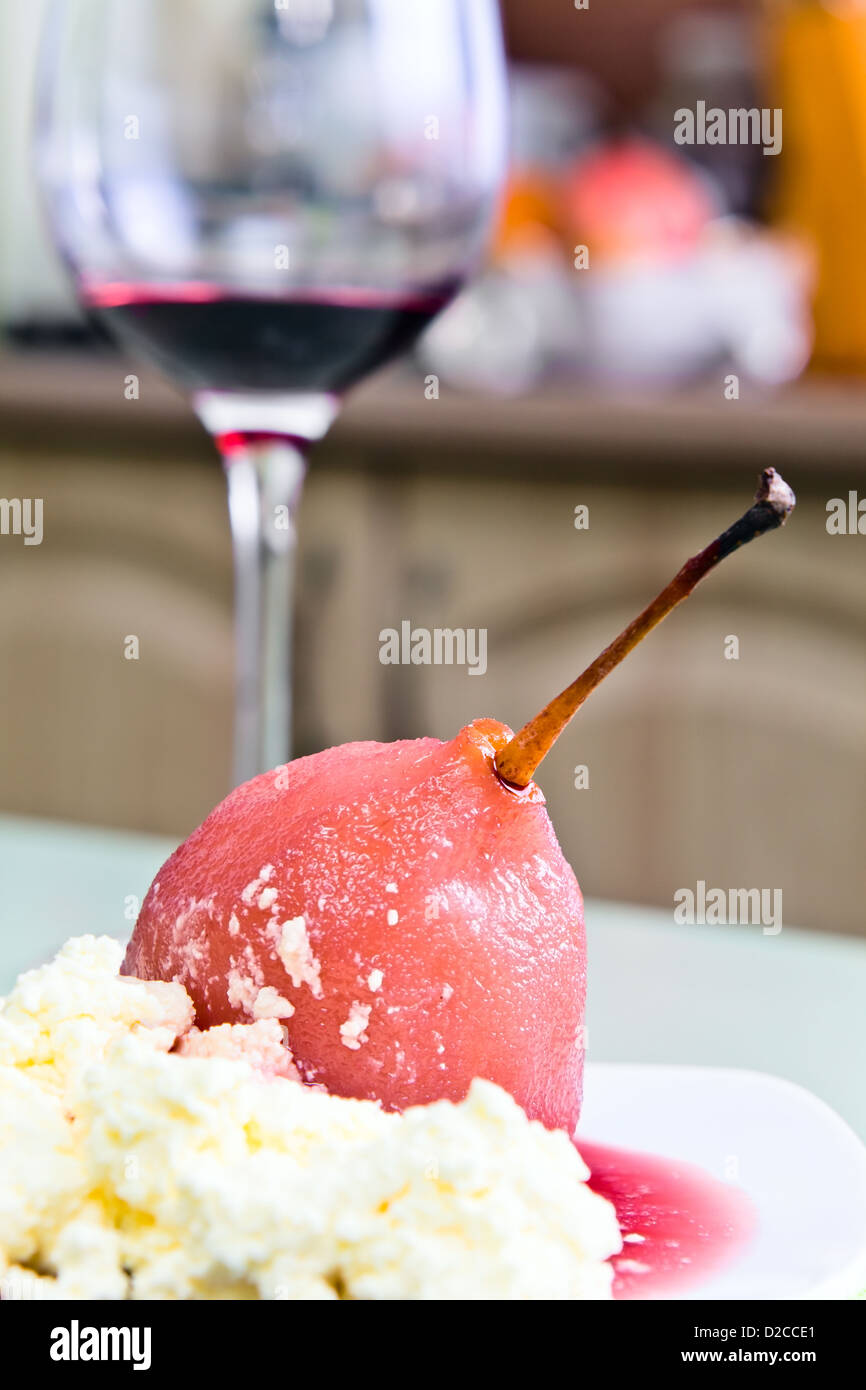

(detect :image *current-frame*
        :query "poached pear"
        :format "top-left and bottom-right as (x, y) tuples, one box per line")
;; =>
(123, 718), (586, 1133)
(124, 469), (795, 1135)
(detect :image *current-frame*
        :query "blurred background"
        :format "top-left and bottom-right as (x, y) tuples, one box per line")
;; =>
(0, 0), (863, 936)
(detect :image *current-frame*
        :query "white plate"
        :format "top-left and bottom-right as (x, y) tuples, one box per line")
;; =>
(579, 1063), (866, 1300)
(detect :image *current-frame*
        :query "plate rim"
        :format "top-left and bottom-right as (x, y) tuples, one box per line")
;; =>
(579, 1062), (866, 1301)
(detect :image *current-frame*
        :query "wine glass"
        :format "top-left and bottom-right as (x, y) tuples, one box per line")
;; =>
(35, 0), (507, 784)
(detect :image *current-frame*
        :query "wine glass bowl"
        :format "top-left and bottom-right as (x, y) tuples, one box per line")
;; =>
(35, 0), (507, 781)
(37, 0), (506, 362)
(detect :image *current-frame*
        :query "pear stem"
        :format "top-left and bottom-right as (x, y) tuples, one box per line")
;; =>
(495, 468), (796, 790)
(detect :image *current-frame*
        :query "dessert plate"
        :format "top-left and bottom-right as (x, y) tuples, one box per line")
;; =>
(579, 1063), (866, 1300)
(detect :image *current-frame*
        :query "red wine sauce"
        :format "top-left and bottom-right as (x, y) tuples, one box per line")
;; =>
(579, 1141), (756, 1299)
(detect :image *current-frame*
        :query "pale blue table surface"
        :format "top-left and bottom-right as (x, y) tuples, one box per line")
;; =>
(2, 813), (864, 1140)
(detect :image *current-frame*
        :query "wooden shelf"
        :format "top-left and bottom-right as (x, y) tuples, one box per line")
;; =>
(1, 348), (864, 484)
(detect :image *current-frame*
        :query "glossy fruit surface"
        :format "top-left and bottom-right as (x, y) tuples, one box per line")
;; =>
(123, 719), (587, 1134)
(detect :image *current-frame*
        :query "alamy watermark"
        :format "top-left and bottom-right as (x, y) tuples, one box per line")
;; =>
(379, 621), (487, 676)
(50, 1321), (151, 1370)
(826, 491), (866, 534)
(674, 880), (783, 935)
(0, 497), (43, 545)
(675, 102), (782, 157)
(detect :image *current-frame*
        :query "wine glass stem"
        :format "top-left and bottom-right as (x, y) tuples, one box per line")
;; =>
(223, 439), (307, 785)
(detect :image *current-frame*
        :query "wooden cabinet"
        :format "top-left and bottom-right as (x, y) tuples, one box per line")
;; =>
(0, 353), (863, 935)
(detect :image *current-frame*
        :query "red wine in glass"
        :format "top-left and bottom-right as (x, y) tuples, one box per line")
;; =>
(84, 282), (455, 397)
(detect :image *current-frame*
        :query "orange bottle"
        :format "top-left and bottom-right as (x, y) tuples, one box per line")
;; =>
(770, 1), (866, 372)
